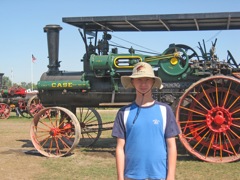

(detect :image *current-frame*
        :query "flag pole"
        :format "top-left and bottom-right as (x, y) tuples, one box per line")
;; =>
(31, 54), (35, 91)
(11, 68), (13, 86)
(31, 54), (37, 91)
(31, 58), (33, 91)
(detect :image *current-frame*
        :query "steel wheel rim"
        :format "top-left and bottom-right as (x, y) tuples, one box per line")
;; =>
(76, 107), (102, 147)
(30, 107), (81, 157)
(176, 75), (240, 163)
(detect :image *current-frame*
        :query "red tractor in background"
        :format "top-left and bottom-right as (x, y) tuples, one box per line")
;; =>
(1, 86), (27, 98)
(0, 74), (43, 119)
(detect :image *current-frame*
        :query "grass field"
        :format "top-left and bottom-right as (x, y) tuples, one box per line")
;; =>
(0, 110), (239, 180)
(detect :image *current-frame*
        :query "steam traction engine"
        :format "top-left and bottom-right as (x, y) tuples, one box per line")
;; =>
(30, 13), (240, 162)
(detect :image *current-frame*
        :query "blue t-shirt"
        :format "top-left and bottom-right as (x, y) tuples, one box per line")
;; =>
(112, 101), (180, 179)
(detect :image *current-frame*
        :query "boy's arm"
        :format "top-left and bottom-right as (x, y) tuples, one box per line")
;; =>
(115, 138), (125, 180)
(166, 137), (177, 180)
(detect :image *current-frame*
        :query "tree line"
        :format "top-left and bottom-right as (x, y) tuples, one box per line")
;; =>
(2, 76), (37, 90)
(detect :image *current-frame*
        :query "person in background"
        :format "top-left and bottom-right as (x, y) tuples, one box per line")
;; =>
(112, 62), (180, 180)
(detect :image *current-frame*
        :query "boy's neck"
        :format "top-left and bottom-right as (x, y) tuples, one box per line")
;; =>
(135, 93), (155, 107)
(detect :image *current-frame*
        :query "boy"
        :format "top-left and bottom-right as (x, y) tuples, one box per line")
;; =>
(112, 62), (180, 180)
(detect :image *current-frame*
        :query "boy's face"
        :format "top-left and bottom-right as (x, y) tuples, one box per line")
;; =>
(131, 77), (154, 94)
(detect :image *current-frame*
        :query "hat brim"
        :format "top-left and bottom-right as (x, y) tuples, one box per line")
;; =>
(121, 75), (162, 89)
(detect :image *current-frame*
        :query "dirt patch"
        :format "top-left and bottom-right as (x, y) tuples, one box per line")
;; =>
(0, 119), (45, 179)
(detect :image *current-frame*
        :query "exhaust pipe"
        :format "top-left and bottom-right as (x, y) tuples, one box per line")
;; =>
(0, 73), (4, 89)
(44, 25), (62, 75)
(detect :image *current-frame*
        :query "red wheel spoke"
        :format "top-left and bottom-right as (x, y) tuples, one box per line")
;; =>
(206, 133), (215, 158)
(218, 133), (223, 160)
(232, 109), (240, 115)
(180, 119), (205, 123)
(54, 137), (61, 156)
(184, 126), (207, 140)
(181, 121), (205, 134)
(213, 80), (219, 106)
(228, 96), (240, 110)
(189, 94), (209, 111)
(35, 131), (50, 139)
(232, 123), (240, 128)
(180, 106), (206, 116)
(201, 85), (214, 107)
(57, 136), (72, 149)
(39, 135), (52, 147)
(224, 132), (238, 155)
(228, 128), (240, 140)
(48, 138), (53, 154)
(222, 81), (232, 107)
(38, 120), (55, 129)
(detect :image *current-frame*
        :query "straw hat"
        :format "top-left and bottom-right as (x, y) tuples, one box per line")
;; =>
(121, 62), (162, 89)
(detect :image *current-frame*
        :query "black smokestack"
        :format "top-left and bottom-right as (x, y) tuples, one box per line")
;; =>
(0, 73), (4, 89)
(44, 24), (62, 75)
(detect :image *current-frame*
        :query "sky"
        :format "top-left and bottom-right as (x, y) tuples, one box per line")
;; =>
(1, 0), (240, 84)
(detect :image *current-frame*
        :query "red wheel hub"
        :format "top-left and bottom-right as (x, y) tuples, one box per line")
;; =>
(50, 128), (60, 136)
(50, 123), (73, 136)
(206, 107), (232, 133)
(214, 111), (225, 125)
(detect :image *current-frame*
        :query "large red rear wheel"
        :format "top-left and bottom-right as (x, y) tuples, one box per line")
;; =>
(30, 107), (81, 157)
(176, 75), (240, 163)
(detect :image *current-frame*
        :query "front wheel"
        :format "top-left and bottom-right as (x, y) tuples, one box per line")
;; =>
(30, 107), (81, 157)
